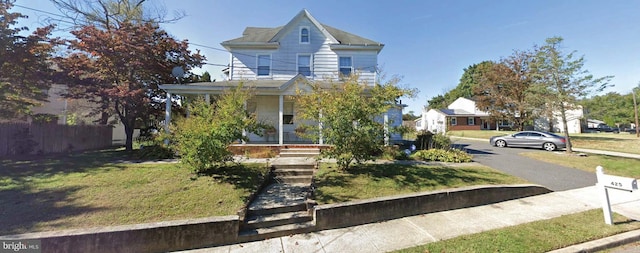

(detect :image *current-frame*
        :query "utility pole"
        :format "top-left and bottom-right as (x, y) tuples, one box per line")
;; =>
(633, 89), (639, 137)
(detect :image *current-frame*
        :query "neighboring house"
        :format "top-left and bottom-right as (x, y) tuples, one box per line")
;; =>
(159, 9), (403, 145)
(421, 97), (493, 134)
(534, 106), (584, 134)
(29, 84), (138, 145)
(414, 116), (425, 131)
(586, 119), (605, 128)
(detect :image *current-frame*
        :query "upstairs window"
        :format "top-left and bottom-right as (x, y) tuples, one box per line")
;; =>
(298, 54), (311, 76)
(300, 27), (309, 44)
(339, 56), (352, 76)
(257, 54), (270, 76)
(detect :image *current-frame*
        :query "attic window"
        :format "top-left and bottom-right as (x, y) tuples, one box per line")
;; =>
(300, 27), (309, 44)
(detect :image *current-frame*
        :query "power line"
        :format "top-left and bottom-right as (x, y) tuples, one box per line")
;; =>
(14, 4), (380, 75)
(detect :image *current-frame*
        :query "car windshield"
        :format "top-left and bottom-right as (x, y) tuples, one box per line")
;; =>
(542, 132), (563, 138)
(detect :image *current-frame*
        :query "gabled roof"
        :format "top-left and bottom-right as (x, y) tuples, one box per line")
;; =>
(221, 9), (383, 51)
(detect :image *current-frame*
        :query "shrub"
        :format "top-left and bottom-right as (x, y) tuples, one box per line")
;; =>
(171, 84), (261, 173)
(411, 149), (472, 163)
(135, 144), (174, 160)
(379, 146), (411, 160)
(415, 130), (433, 150)
(431, 133), (452, 149)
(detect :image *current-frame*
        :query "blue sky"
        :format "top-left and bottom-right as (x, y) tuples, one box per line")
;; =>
(16, 0), (640, 114)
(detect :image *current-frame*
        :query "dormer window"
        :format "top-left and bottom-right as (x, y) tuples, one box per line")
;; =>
(300, 27), (309, 44)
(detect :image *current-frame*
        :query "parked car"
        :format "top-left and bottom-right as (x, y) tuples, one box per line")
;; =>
(586, 124), (620, 133)
(489, 131), (566, 151)
(627, 128), (638, 134)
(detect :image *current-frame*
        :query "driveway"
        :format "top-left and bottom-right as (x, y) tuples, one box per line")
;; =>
(452, 138), (596, 191)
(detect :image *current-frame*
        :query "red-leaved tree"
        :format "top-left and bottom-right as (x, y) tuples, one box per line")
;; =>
(0, 0), (60, 119)
(59, 22), (204, 151)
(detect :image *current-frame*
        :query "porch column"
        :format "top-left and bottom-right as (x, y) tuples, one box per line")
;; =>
(164, 91), (171, 144)
(384, 113), (389, 146)
(279, 95), (284, 145)
(319, 109), (323, 145)
(242, 101), (247, 144)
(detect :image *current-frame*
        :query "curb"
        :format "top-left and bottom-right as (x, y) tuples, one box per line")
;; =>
(548, 229), (640, 253)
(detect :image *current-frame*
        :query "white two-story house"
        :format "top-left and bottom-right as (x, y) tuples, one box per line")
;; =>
(160, 9), (403, 145)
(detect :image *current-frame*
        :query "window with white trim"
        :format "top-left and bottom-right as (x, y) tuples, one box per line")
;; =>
(450, 117), (457, 125)
(298, 54), (311, 76)
(257, 54), (270, 76)
(283, 101), (294, 124)
(300, 27), (310, 44)
(339, 56), (352, 76)
(467, 117), (475, 125)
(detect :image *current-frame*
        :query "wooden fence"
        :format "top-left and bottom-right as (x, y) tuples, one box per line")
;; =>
(0, 123), (113, 157)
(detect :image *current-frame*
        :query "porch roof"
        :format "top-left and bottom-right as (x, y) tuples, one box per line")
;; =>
(159, 75), (333, 95)
(438, 108), (490, 117)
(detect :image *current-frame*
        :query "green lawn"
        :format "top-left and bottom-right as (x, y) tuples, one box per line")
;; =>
(396, 209), (640, 253)
(448, 130), (640, 155)
(314, 163), (528, 204)
(521, 151), (640, 178)
(0, 149), (269, 235)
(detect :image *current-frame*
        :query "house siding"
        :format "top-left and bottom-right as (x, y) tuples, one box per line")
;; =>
(449, 116), (482, 131)
(228, 18), (378, 84)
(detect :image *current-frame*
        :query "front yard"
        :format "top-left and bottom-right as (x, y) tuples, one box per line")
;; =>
(0, 149), (269, 236)
(0, 148), (524, 235)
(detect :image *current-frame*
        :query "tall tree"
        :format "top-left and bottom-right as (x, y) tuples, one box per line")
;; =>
(296, 74), (415, 170)
(532, 36), (612, 153)
(0, 0), (59, 119)
(426, 61), (494, 109)
(581, 92), (634, 127)
(51, 0), (184, 29)
(474, 50), (542, 131)
(59, 22), (204, 151)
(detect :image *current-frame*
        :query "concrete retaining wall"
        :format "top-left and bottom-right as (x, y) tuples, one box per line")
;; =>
(0, 216), (239, 253)
(0, 185), (551, 252)
(314, 184), (551, 230)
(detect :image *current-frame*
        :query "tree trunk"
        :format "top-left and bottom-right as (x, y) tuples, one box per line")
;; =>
(559, 104), (573, 153)
(124, 119), (134, 151)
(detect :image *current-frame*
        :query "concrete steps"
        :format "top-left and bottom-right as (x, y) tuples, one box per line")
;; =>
(238, 221), (316, 242)
(279, 148), (320, 158)
(243, 210), (312, 230)
(240, 185), (316, 242)
(238, 154), (320, 242)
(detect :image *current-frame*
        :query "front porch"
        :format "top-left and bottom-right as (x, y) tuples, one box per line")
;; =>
(159, 76), (325, 145)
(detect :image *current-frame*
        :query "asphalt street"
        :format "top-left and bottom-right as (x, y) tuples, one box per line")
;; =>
(452, 138), (597, 191)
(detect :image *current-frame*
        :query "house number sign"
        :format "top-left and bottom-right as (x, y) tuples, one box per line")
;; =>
(596, 166), (638, 225)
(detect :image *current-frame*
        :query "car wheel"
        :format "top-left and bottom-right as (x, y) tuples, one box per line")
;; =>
(543, 142), (556, 151)
(495, 140), (507, 148)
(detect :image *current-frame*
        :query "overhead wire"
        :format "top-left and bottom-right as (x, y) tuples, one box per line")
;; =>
(14, 4), (380, 75)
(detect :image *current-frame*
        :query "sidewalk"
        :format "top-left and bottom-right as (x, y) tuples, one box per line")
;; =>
(180, 186), (640, 253)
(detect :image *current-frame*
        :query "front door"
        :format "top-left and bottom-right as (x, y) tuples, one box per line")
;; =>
(482, 119), (490, 130)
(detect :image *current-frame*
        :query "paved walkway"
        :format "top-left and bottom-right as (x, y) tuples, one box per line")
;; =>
(181, 186), (640, 252)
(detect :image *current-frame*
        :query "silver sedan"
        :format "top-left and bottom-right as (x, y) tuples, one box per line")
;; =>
(489, 131), (566, 151)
